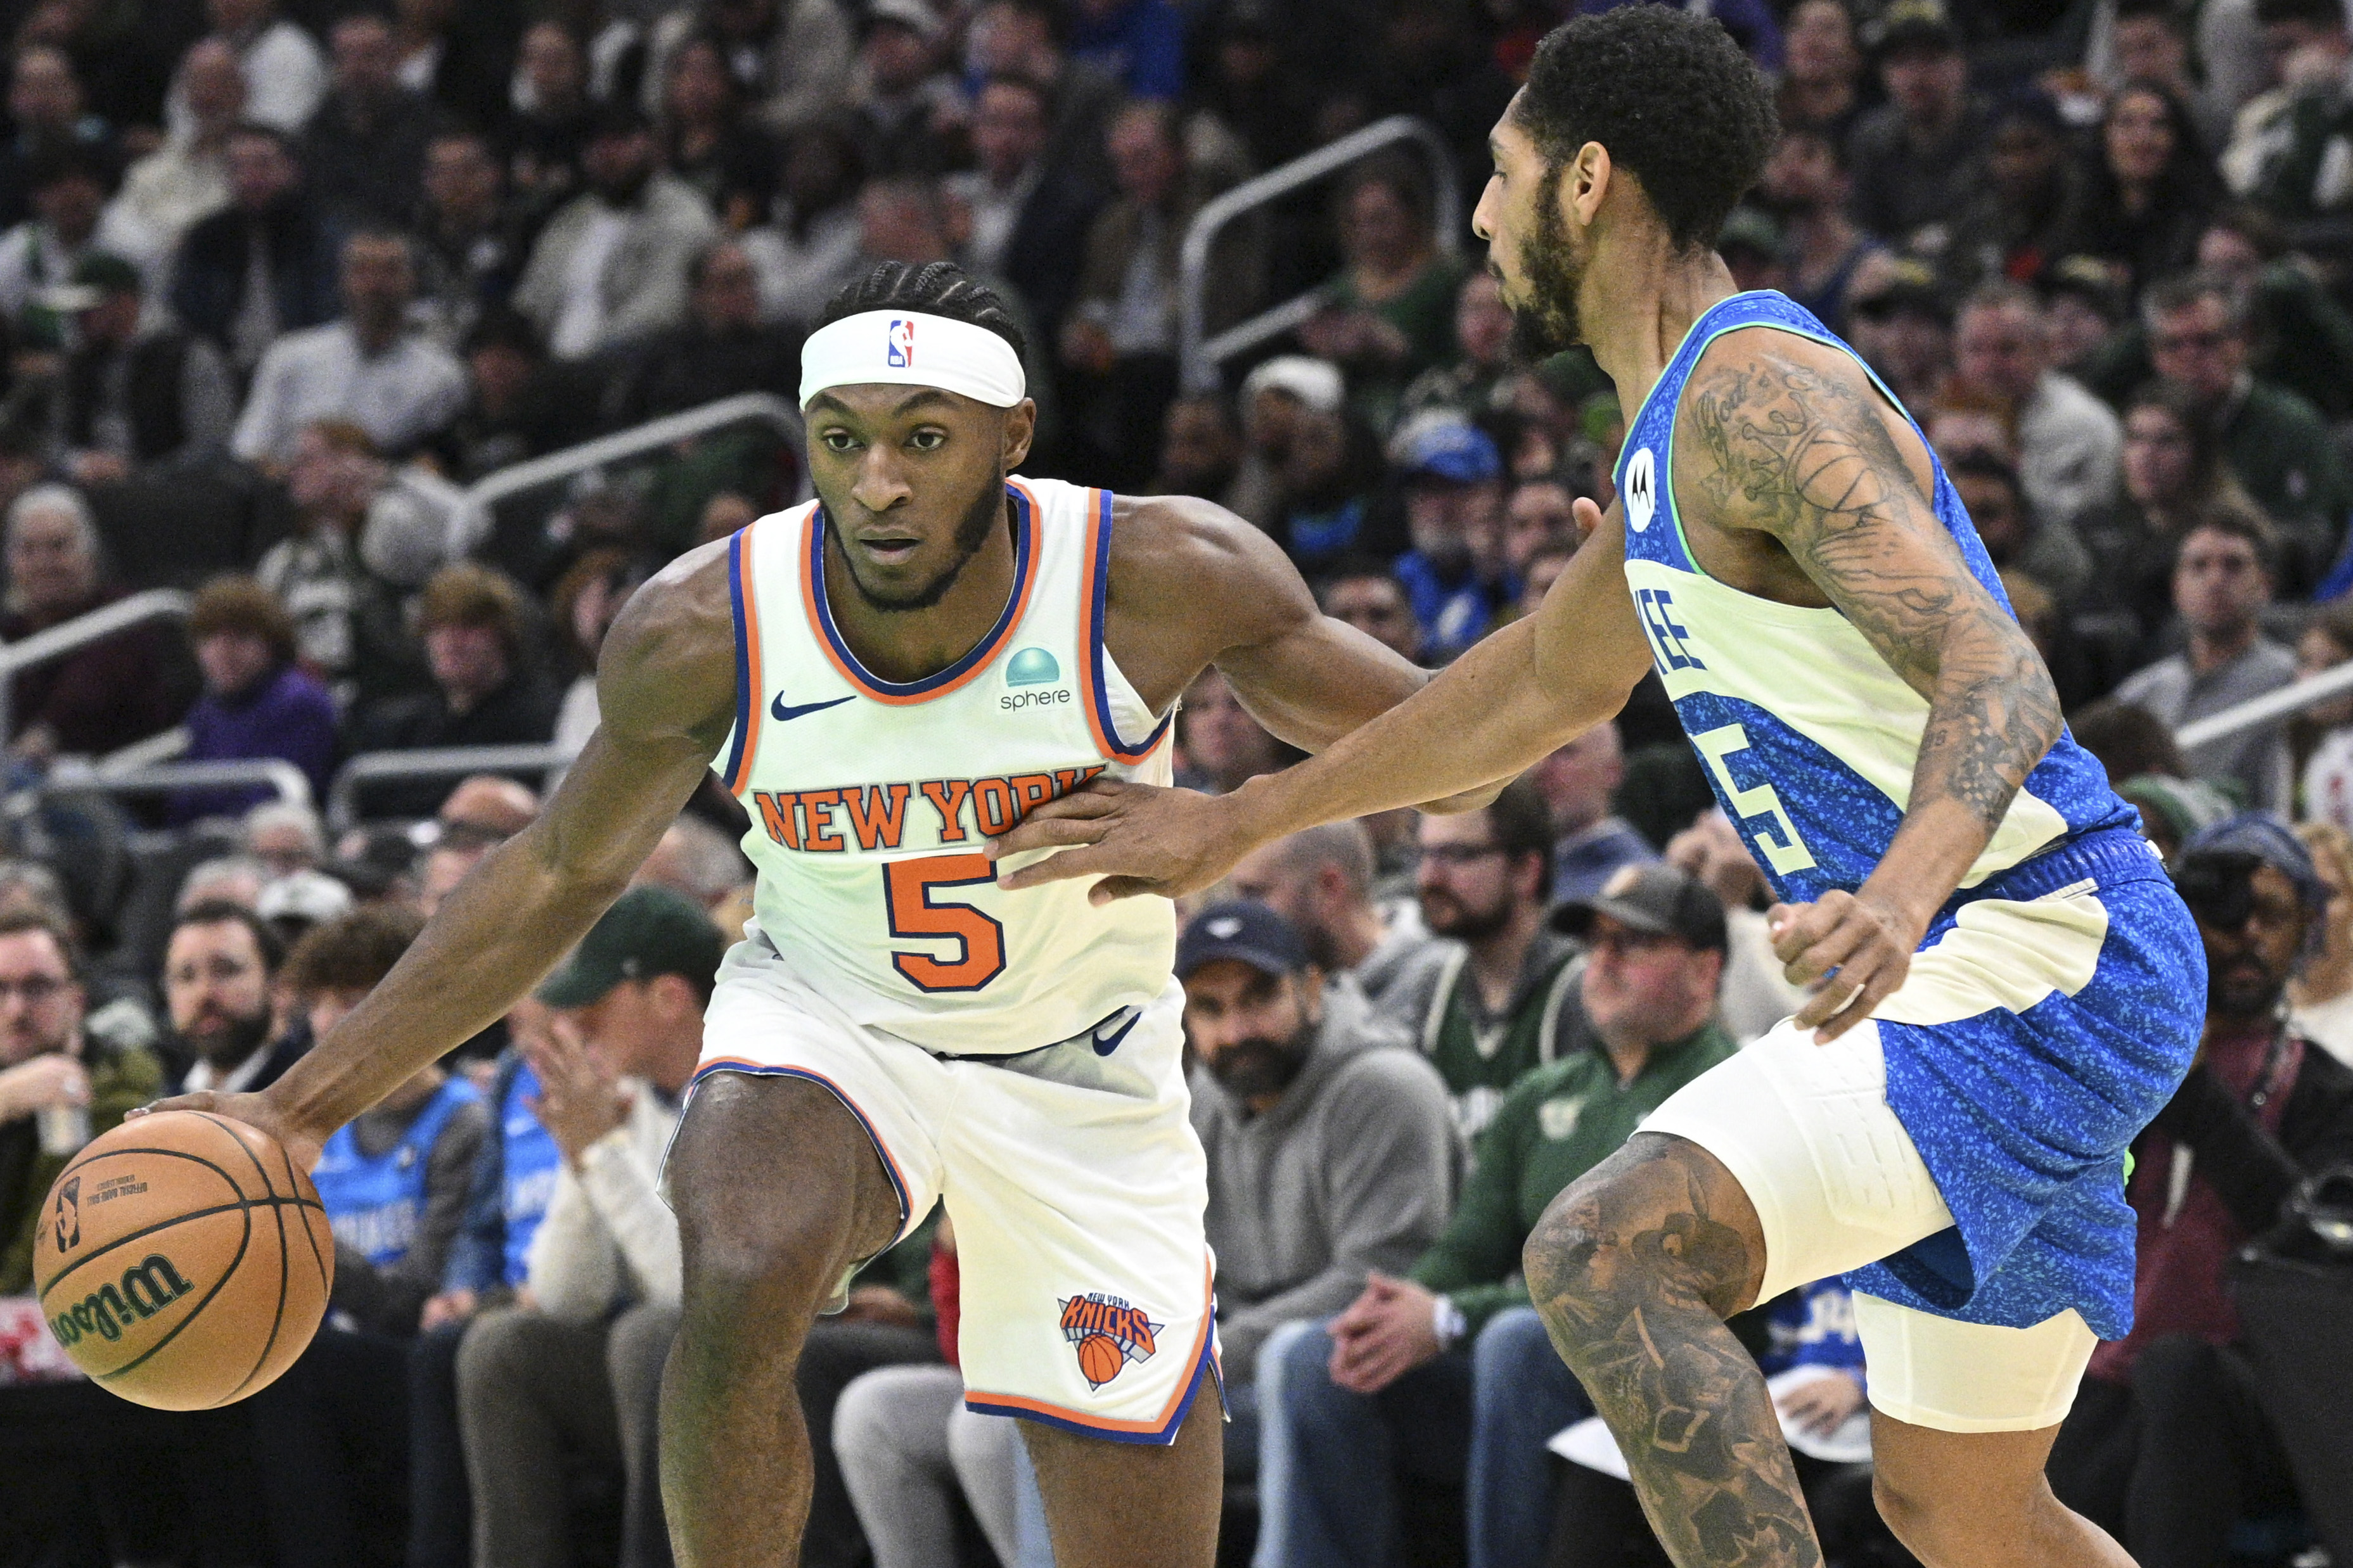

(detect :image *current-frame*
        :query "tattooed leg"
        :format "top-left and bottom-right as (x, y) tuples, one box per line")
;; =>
(1523, 1133), (1821, 1568)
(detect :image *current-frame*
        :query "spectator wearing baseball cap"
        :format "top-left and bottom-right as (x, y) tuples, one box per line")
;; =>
(459, 885), (726, 1568)
(1390, 417), (1510, 662)
(44, 248), (236, 484)
(2046, 817), (2353, 1561)
(1847, 0), (1995, 250)
(1229, 354), (1346, 529)
(1178, 899), (1458, 1470)
(1259, 861), (1737, 1568)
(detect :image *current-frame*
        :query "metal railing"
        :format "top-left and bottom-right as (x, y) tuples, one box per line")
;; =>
(1179, 115), (1461, 393)
(96, 727), (191, 773)
(455, 392), (808, 554)
(2175, 660), (2353, 750)
(0, 588), (193, 741)
(328, 743), (574, 832)
(30, 755), (311, 808)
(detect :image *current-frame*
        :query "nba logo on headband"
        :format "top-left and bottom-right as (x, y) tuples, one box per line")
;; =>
(800, 308), (1023, 408)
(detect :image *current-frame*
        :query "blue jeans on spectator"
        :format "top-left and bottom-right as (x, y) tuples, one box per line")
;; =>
(1470, 1307), (1591, 1568)
(1255, 1306), (1589, 1568)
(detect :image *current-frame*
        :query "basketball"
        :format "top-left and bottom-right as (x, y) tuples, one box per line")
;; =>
(1077, 1332), (1124, 1387)
(32, 1110), (333, 1410)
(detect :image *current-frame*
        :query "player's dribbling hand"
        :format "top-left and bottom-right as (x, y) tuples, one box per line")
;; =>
(987, 779), (1247, 903)
(1768, 889), (1921, 1043)
(134, 1087), (328, 1173)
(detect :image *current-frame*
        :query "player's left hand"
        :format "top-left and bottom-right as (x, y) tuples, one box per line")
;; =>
(987, 779), (1250, 902)
(1768, 889), (1922, 1043)
(1327, 1272), (1442, 1395)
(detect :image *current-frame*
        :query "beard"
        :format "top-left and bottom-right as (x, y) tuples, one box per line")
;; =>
(181, 1004), (274, 1069)
(2207, 959), (2286, 1022)
(831, 479), (1004, 614)
(1206, 1026), (1312, 1102)
(1506, 167), (1587, 359)
(1420, 887), (1513, 941)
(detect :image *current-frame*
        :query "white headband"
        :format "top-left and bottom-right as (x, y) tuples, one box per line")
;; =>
(798, 309), (1027, 410)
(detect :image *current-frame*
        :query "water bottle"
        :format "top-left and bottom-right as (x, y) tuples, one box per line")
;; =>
(36, 1102), (89, 1157)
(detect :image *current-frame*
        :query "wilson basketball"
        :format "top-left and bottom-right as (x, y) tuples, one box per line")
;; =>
(1077, 1332), (1124, 1387)
(32, 1110), (333, 1410)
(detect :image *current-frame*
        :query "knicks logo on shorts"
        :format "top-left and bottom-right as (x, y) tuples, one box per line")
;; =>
(887, 317), (914, 367)
(1059, 1292), (1161, 1391)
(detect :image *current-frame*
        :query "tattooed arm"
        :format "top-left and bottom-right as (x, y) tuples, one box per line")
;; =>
(1677, 332), (2064, 1040)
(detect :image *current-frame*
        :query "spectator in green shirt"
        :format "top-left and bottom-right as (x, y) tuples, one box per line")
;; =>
(1298, 154), (1470, 436)
(2140, 271), (2346, 583)
(1256, 864), (1737, 1568)
(0, 907), (162, 1296)
(1382, 779), (1584, 1140)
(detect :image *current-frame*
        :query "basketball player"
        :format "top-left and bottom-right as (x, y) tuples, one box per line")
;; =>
(990, 12), (2201, 1567)
(156, 260), (1477, 1566)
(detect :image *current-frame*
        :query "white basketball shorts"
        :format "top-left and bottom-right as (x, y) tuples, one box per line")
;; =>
(1642, 1020), (2097, 1433)
(684, 933), (1219, 1444)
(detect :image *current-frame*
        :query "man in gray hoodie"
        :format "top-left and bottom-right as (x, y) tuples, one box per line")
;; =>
(1178, 900), (1461, 1477)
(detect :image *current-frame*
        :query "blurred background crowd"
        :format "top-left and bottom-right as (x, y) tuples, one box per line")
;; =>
(2, 0), (2353, 1562)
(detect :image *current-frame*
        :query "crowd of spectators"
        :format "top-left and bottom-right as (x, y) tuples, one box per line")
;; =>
(0, 0), (2352, 1562)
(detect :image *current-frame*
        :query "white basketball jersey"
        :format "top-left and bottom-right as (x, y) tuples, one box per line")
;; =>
(712, 476), (1177, 1057)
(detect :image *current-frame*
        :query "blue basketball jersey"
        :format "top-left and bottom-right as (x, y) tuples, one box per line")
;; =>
(498, 1064), (560, 1287)
(1611, 290), (2136, 907)
(312, 1076), (480, 1270)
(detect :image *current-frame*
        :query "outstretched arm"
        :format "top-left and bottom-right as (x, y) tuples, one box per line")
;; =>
(150, 542), (741, 1165)
(1682, 331), (2064, 1037)
(1094, 493), (1436, 755)
(991, 508), (1653, 897)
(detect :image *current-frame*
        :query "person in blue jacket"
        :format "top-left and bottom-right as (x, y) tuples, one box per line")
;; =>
(247, 907), (489, 1568)
(407, 1002), (565, 1568)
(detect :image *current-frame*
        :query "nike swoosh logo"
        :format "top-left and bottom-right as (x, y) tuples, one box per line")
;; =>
(1091, 1010), (1141, 1057)
(771, 693), (855, 722)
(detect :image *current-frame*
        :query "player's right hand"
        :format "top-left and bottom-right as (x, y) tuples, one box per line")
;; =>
(133, 1087), (328, 1174)
(987, 778), (1248, 903)
(1768, 888), (1921, 1043)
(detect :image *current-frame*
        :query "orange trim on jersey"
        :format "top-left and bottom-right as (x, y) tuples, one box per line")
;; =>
(722, 526), (766, 795)
(961, 1258), (1219, 1439)
(1077, 486), (1175, 765)
(800, 485), (1041, 706)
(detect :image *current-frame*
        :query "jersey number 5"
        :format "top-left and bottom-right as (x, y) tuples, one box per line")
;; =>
(884, 854), (1007, 992)
(1691, 722), (1818, 876)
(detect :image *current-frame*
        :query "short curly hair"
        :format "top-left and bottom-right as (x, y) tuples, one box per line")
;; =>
(1516, 8), (1778, 255)
(284, 906), (423, 997)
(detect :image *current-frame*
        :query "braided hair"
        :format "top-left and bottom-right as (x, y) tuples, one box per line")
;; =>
(819, 260), (1029, 364)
